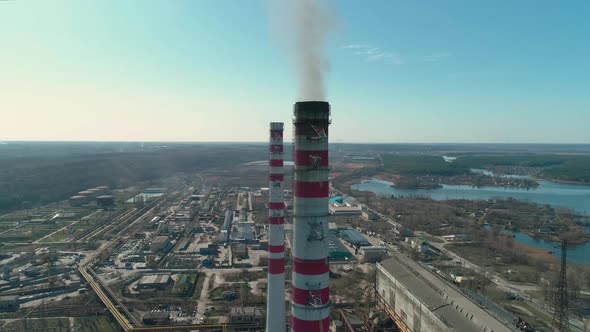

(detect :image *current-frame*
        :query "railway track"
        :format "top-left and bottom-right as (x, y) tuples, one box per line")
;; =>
(78, 266), (133, 331)
(76, 208), (136, 242)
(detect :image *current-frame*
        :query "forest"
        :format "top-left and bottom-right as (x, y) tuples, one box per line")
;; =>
(0, 142), (266, 214)
(381, 153), (590, 184)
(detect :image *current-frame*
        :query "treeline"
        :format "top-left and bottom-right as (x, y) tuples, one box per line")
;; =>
(381, 153), (590, 184)
(542, 158), (590, 183)
(382, 154), (469, 176)
(457, 154), (590, 183)
(0, 143), (266, 214)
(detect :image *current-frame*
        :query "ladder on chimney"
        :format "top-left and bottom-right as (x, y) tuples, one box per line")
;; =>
(307, 219), (325, 242)
(309, 123), (327, 140)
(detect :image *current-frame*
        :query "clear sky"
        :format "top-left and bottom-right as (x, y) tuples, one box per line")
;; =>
(1, 1), (589, 143)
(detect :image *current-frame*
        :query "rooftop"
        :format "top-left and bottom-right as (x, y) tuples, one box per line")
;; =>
(329, 196), (345, 204)
(0, 295), (19, 301)
(138, 274), (171, 285)
(143, 311), (169, 319)
(229, 306), (264, 317)
(379, 259), (479, 331)
(340, 229), (371, 246)
(231, 223), (256, 241)
(327, 232), (352, 259)
(379, 258), (512, 332)
(360, 246), (387, 252)
(152, 235), (169, 244)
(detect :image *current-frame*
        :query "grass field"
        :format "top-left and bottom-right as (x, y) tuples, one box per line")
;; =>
(445, 243), (541, 284)
(1, 317), (72, 332)
(74, 315), (121, 332)
(192, 273), (206, 300)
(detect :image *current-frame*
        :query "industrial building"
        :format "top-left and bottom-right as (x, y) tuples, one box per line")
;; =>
(143, 311), (171, 325)
(191, 194), (205, 201)
(150, 236), (171, 253)
(230, 222), (257, 243)
(228, 306), (265, 324)
(326, 232), (353, 261)
(340, 229), (372, 247)
(232, 243), (249, 259)
(409, 238), (430, 253)
(219, 209), (233, 244)
(359, 246), (388, 263)
(137, 274), (173, 290)
(329, 196), (362, 216)
(0, 295), (19, 312)
(376, 258), (512, 332)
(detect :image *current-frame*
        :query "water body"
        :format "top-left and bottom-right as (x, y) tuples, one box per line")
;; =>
(352, 178), (590, 263)
(480, 224), (590, 263)
(352, 178), (590, 214)
(512, 232), (590, 264)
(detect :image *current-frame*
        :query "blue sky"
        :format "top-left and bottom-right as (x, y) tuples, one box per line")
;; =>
(1, 0), (589, 143)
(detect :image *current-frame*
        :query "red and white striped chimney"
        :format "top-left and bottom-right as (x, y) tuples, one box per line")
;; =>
(267, 122), (286, 332)
(291, 101), (331, 332)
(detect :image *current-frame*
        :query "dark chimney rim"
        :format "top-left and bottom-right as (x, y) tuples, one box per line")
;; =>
(293, 101), (330, 117)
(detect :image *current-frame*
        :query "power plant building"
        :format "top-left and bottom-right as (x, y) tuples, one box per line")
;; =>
(328, 196), (362, 216)
(359, 246), (388, 263)
(376, 258), (512, 332)
(340, 229), (371, 247)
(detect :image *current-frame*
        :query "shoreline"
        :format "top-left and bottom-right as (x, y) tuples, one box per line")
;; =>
(512, 242), (558, 264)
(362, 174), (590, 195)
(518, 229), (590, 245)
(536, 177), (590, 186)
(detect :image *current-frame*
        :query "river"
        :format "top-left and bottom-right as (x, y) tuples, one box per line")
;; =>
(351, 177), (590, 263)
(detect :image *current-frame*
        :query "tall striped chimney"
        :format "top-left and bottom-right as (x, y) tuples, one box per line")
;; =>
(291, 101), (331, 332)
(267, 122), (286, 332)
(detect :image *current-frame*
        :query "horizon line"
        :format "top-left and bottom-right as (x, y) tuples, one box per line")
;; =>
(2, 140), (590, 145)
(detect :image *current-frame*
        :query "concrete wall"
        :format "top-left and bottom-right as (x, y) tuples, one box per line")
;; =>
(376, 264), (450, 332)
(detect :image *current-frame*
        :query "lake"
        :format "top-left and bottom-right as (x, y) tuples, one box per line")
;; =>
(513, 232), (590, 263)
(351, 178), (590, 214)
(479, 224), (590, 263)
(351, 177), (590, 263)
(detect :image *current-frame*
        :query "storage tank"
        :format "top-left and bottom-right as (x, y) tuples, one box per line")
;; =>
(69, 195), (87, 207)
(97, 195), (115, 208)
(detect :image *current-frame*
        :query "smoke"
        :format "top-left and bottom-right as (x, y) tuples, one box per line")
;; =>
(269, 0), (336, 101)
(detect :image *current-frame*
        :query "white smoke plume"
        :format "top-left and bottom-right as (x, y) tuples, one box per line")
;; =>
(269, 0), (336, 101)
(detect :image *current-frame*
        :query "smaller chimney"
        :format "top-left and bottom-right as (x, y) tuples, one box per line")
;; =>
(266, 122), (286, 332)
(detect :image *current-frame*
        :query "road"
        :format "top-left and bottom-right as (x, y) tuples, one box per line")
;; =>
(196, 273), (212, 318)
